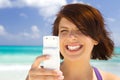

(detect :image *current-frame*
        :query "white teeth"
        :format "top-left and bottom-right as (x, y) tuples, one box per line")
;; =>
(67, 45), (80, 50)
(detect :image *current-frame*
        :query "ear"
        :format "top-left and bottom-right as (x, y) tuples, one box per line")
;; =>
(92, 39), (98, 45)
(94, 41), (98, 45)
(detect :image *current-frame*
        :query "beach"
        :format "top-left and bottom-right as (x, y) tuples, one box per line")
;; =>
(0, 61), (120, 80)
(0, 65), (30, 80)
(0, 46), (120, 80)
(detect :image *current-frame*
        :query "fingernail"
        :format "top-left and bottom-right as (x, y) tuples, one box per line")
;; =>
(45, 55), (50, 59)
(58, 76), (64, 80)
(54, 70), (63, 75)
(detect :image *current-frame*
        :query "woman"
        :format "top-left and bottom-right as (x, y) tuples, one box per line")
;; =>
(26, 3), (120, 80)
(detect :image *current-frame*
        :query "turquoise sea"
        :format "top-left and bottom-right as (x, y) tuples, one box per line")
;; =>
(0, 46), (43, 64)
(0, 46), (120, 80)
(0, 46), (120, 64)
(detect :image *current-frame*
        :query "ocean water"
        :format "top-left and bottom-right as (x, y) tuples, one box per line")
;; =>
(0, 46), (120, 64)
(0, 46), (120, 79)
(0, 46), (43, 65)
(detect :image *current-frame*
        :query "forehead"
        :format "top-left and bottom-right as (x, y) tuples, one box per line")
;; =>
(59, 18), (77, 29)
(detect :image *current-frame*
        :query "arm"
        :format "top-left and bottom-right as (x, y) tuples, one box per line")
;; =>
(26, 75), (29, 80)
(25, 55), (64, 80)
(100, 70), (120, 80)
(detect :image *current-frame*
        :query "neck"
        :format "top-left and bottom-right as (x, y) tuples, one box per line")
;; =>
(60, 59), (93, 80)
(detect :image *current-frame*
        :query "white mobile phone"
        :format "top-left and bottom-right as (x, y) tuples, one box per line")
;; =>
(43, 36), (60, 70)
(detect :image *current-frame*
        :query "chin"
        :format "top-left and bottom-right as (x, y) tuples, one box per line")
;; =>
(63, 54), (83, 62)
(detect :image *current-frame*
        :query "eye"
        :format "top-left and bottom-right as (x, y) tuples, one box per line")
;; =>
(75, 30), (84, 36)
(60, 29), (68, 33)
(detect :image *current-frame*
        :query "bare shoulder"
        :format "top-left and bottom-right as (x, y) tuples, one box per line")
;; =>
(99, 70), (120, 80)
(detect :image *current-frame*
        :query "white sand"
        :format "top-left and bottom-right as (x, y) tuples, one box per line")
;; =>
(0, 62), (120, 80)
(0, 65), (30, 80)
(0, 70), (28, 80)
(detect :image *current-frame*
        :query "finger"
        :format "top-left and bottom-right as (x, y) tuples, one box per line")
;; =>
(30, 75), (64, 80)
(40, 66), (44, 68)
(29, 68), (63, 76)
(31, 55), (50, 69)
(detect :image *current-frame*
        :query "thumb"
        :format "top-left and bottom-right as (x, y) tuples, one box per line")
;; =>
(31, 55), (50, 69)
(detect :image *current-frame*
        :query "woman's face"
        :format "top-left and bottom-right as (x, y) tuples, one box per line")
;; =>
(58, 18), (97, 61)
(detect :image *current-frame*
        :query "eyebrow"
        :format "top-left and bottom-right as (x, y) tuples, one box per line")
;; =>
(59, 26), (69, 29)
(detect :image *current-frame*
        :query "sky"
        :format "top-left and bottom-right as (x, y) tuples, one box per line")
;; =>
(0, 0), (120, 46)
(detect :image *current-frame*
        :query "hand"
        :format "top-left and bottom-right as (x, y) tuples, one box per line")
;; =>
(27, 55), (64, 80)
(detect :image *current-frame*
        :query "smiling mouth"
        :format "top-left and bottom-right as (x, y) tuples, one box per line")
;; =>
(66, 45), (83, 51)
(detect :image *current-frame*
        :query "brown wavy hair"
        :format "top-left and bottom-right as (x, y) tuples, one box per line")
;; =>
(52, 3), (114, 60)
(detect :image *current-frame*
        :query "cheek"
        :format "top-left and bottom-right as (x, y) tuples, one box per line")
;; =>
(87, 40), (97, 53)
(84, 38), (95, 52)
(59, 37), (65, 53)
(84, 37), (95, 46)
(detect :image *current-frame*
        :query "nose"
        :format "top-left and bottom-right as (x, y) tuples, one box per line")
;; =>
(68, 31), (77, 39)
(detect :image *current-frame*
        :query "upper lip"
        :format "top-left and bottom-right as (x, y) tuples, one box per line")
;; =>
(66, 42), (82, 46)
(65, 43), (83, 50)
